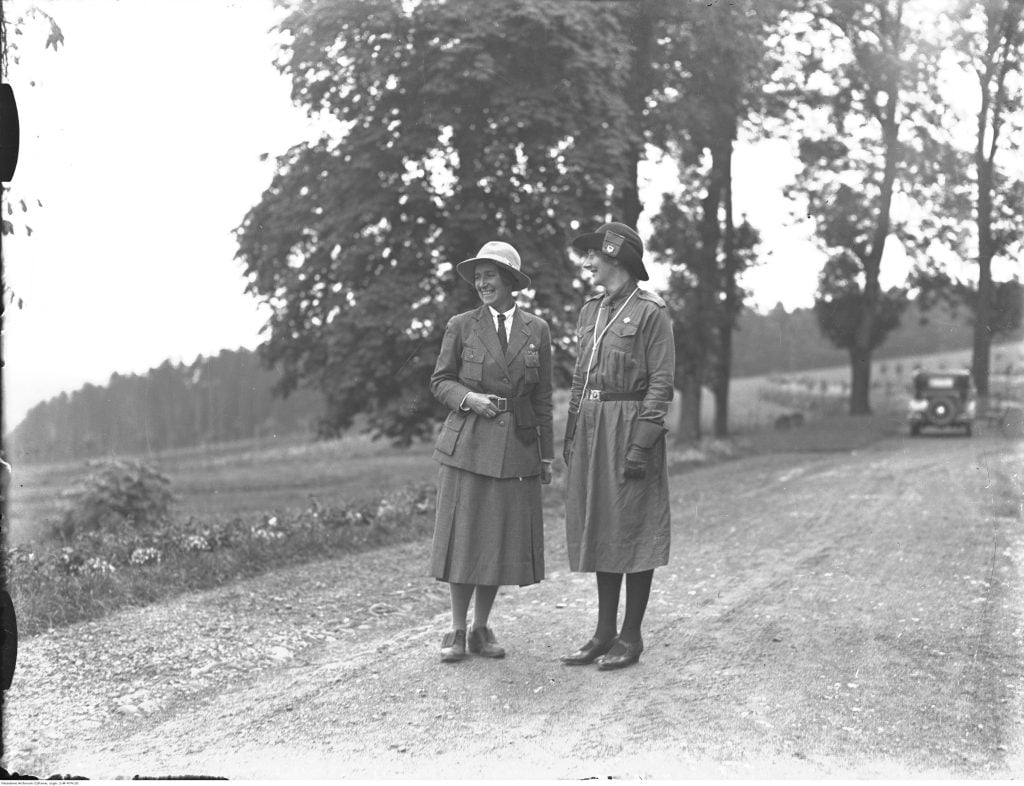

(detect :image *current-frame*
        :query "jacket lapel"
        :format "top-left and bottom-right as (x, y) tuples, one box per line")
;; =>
(473, 305), (509, 372)
(506, 309), (531, 361)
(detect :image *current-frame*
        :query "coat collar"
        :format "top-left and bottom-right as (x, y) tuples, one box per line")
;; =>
(471, 305), (532, 367)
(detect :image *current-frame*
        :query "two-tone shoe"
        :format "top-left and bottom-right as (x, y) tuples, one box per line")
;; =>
(595, 637), (643, 670)
(440, 629), (467, 663)
(560, 636), (615, 666)
(467, 626), (506, 658)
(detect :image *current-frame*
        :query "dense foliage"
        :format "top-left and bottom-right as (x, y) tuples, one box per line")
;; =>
(51, 459), (175, 542)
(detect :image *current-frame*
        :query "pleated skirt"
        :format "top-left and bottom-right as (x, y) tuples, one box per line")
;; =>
(430, 464), (544, 586)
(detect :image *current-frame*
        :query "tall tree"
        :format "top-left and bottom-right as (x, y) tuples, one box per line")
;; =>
(237, 0), (636, 444)
(952, 0), (1024, 403)
(644, 0), (783, 439)
(777, 0), (945, 413)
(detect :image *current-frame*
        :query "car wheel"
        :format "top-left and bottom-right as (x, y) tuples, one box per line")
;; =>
(926, 397), (957, 427)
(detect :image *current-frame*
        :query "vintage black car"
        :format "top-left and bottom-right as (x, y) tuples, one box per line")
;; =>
(908, 369), (976, 437)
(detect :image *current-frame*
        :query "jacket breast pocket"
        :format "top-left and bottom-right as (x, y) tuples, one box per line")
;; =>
(460, 347), (483, 382)
(606, 322), (638, 350)
(435, 412), (467, 456)
(524, 348), (540, 384)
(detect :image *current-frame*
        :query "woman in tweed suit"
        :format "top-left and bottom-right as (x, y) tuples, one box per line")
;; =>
(429, 241), (554, 663)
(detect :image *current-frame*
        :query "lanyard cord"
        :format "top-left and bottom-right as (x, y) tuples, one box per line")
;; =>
(580, 288), (638, 397)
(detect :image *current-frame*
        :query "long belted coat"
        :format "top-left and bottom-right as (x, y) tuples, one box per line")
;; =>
(428, 304), (554, 586)
(431, 305), (555, 475)
(564, 286), (675, 573)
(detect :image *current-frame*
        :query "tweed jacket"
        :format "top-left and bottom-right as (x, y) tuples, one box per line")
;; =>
(431, 305), (554, 478)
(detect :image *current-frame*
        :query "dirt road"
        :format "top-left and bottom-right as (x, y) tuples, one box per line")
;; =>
(4, 428), (1022, 778)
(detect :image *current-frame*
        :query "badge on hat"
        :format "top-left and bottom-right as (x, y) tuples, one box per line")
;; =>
(603, 231), (625, 258)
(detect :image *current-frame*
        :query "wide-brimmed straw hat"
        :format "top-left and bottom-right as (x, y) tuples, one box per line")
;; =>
(456, 241), (531, 291)
(571, 221), (649, 281)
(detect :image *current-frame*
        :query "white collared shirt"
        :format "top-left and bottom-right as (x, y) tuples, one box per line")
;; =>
(489, 304), (516, 343)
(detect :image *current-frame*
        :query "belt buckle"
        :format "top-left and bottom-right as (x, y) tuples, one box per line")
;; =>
(494, 397), (508, 412)
(587, 389), (602, 401)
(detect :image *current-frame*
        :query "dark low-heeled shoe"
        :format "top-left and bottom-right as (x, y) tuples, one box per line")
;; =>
(560, 636), (615, 666)
(596, 637), (643, 670)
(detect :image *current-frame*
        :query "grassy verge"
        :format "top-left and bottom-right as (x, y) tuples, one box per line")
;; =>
(7, 483), (437, 638)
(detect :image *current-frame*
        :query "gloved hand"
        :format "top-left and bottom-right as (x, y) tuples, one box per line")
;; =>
(624, 444), (648, 479)
(562, 411), (578, 467)
(624, 420), (667, 481)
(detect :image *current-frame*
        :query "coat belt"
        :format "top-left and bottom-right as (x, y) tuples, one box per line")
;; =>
(584, 389), (646, 401)
(488, 393), (532, 412)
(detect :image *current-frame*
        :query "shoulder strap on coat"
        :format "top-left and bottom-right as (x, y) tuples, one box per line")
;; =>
(637, 289), (667, 308)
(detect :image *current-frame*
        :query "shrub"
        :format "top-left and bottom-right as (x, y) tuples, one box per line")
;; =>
(51, 459), (175, 542)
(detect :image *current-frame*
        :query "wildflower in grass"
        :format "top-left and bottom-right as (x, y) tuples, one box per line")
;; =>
(251, 526), (285, 542)
(375, 499), (399, 525)
(83, 557), (117, 575)
(181, 534), (212, 552)
(59, 547), (86, 574)
(130, 547), (162, 566)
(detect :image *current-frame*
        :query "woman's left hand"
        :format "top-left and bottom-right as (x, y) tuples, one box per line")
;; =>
(540, 463), (553, 485)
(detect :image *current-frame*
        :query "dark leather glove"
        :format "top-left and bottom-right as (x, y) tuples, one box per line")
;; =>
(562, 411), (578, 467)
(624, 420), (667, 480)
(624, 444), (648, 479)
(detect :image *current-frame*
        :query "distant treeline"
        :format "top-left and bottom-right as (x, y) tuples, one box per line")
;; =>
(7, 300), (1017, 464)
(7, 349), (320, 464)
(732, 299), (1019, 377)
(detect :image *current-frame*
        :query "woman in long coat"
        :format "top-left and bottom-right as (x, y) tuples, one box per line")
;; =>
(560, 221), (675, 671)
(430, 240), (554, 663)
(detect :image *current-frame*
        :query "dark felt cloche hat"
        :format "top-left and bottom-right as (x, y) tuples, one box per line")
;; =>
(571, 221), (649, 281)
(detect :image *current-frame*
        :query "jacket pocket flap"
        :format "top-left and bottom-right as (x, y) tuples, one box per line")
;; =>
(609, 323), (638, 337)
(435, 413), (467, 456)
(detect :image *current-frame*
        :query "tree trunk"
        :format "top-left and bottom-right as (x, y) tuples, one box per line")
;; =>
(619, 0), (658, 226)
(712, 137), (736, 438)
(971, 66), (999, 405)
(676, 367), (702, 444)
(972, 249), (994, 406)
(849, 346), (873, 415)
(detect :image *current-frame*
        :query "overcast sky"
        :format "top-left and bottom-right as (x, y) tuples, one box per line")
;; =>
(1, 0), (914, 431)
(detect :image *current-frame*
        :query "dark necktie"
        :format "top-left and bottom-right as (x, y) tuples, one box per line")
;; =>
(497, 313), (508, 352)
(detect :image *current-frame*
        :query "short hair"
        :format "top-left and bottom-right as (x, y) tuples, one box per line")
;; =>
(498, 269), (518, 288)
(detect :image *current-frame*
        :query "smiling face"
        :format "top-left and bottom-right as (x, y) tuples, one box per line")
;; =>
(474, 261), (516, 312)
(580, 248), (619, 290)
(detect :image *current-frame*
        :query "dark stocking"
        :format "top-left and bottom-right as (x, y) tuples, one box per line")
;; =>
(594, 571), (623, 643)
(619, 569), (654, 644)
